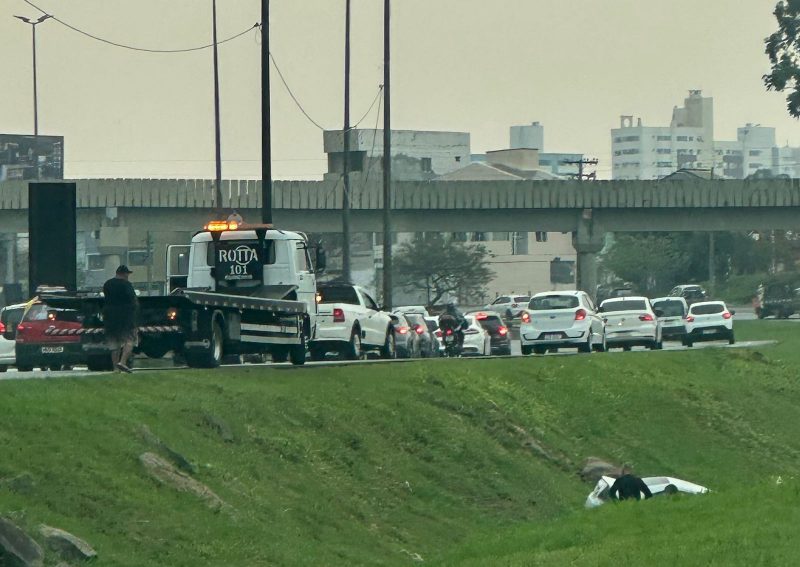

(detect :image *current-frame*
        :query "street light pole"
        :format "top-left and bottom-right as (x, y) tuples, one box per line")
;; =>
(341, 0), (352, 283)
(261, 0), (273, 224)
(382, 0), (392, 309)
(211, 0), (223, 214)
(14, 15), (50, 135)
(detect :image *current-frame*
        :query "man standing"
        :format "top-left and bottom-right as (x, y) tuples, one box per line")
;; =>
(103, 265), (138, 374)
(609, 464), (653, 501)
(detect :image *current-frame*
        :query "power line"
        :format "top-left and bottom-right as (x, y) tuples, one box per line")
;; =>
(23, 0), (258, 53)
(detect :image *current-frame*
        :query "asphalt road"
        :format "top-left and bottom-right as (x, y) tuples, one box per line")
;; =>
(0, 337), (779, 380)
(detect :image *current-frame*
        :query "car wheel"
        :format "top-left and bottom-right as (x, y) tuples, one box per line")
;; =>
(346, 328), (364, 360)
(685, 340), (693, 348)
(380, 331), (397, 359)
(501, 347), (512, 356)
(593, 335), (607, 353)
(664, 484), (678, 496)
(623, 345), (632, 352)
(533, 346), (547, 355)
(728, 332), (735, 345)
(289, 335), (307, 366)
(16, 366), (33, 372)
(48, 365), (63, 371)
(0, 365), (7, 373)
(521, 345), (532, 356)
(578, 336), (592, 354)
(548, 348), (559, 354)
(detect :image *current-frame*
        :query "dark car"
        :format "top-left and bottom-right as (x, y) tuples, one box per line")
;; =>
(669, 284), (708, 306)
(15, 302), (86, 371)
(404, 313), (437, 358)
(390, 313), (422, 358)
(759, 279), (800, 319)
(469, 311), (512, 356)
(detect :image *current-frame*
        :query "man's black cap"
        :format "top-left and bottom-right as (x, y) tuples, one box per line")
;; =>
(116, 265), (133, 274)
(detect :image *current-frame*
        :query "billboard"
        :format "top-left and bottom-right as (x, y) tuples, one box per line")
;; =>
(0, 134), (64, 181)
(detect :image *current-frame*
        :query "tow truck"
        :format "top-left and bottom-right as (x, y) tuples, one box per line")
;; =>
(41, 220), (323, 369)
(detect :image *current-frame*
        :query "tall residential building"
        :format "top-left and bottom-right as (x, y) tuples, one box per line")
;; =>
(612, 90), (800, 179)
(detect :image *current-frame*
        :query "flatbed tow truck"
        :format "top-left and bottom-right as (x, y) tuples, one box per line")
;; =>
(42, 220), (322, 370)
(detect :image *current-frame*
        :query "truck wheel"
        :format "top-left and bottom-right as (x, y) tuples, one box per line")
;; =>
(87, 354), (114, 372)
(186, 320), (223, 368)
(380, 331), (397, 359)
(290, 335), (306, 366)
(345, 329), (364, 360)
(272, 348), (289, 363)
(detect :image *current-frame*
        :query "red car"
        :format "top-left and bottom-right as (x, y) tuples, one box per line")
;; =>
(15, 302), (86, 371)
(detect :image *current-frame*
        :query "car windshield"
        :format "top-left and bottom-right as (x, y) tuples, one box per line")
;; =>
(684, 290), (705, 299)
(513, 296), (530, 303)
(652, 300), (685, 317)
(601, 299), (648, 312)
(477, 316), (504, 332)
(405, 314), (425, 327)
(529, 295), (579, 310)
(318, 286), (359, 305)
(691, 303), (725, 315)
(22, 304), (49, 321)
(425, 320), (438, 332)
(493, 296), (510, 304)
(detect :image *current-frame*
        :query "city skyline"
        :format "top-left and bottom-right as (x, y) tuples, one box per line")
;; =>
(1, 0), (798, 180)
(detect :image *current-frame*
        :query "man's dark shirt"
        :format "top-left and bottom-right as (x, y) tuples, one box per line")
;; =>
(609, 474), (653, 501)
(103, 277), (138, 336)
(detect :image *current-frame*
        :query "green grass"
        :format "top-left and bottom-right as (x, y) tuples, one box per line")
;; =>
(0, 321), (798, 566)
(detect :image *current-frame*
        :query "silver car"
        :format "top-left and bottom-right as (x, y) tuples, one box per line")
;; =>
(599, 296), (662, 351)
(519, 291), (606, 355)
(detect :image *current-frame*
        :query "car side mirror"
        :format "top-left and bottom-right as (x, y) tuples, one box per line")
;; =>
(730, 309), (736, 315)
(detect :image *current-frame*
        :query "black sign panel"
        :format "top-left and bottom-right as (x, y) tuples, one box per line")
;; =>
(215, 241), (263, 282)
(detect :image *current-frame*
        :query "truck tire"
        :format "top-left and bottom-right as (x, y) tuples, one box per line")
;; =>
(186, 320), (223, 368)
(380, 330), (397, 359)
(289, 335), (306, 366)
(87, 354), (114, 372)
(272, 348), (289, 363)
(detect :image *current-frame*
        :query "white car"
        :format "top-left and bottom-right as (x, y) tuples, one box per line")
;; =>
(651, 297), (689, 341)
(519, 291), (606, 355)
(461, 315), (492, 356)
(599, 296), (662, 351)
(585, 475), (708, 508)
(485, 294), (531, 320)
(311, 284), (395, 360)
(0, 303), (26, 372)
(394, 305), (431, 317)
(683, 300), (735, 347)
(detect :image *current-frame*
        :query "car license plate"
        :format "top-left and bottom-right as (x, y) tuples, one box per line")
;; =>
(41, 346), (64, 354)
(702, 329), (716, 335)
(544, 334), (561, 341)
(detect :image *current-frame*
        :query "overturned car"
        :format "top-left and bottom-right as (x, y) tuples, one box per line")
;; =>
(586, 475), (708, 508)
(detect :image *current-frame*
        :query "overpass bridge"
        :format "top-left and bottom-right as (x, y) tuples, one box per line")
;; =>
(2, 177), (799, 293)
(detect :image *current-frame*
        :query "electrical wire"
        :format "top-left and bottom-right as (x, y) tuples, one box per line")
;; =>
(22, 0), (258, 53)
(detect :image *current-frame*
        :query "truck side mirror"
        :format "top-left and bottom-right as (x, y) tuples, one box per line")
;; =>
(315, 247), (327, 274)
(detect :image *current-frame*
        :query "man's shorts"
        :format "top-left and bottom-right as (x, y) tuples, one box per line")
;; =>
(106, 329), (138, 351)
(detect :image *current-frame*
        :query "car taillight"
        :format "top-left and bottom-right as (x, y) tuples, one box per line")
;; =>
(397, 326), (409, 335)
(333, 308), (345, 323)
(685, 315), (695, 323)
(498, 326), (508, 336)
(521, 312), (530, 323)
(445, 329), (453, 336)
(415, 325), (425, 335)
(575, 309), (587, 321)
(722, 312), (732, 319)
(0, 322), (4, 334)
(435, 330), (443, 337)
(639, 313), (654, 322)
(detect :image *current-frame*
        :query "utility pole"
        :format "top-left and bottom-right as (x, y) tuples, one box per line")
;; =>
(562, 158), (599, 181)
(708, 232), (716, 294)
(382, 0), (392, 309)
(341, 0), (352, 282)
(212, 0), (223, 214)
(261, 0), (273, 224)
(14, 14), (50, 180)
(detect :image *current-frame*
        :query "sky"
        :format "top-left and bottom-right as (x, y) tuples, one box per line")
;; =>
(1, 0), (797, 180)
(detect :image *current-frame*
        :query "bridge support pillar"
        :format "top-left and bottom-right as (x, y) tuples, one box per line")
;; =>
(572, 211), (605, 300)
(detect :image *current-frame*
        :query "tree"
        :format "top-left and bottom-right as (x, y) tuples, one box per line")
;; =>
(392, 234), (494, 306)
(764, 0), (800, 117)
(602, 234), (691, 295)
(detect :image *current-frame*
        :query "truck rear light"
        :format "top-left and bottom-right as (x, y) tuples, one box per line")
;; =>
(575, 309), (587, 321)
(521, 312), (530, 324)
(722, 312), (732, 319)
(167, 308), (178, 321)
(639, 313), (654, 322)
(414, 325), (425, 335)
(685, 315), (695, 323)
(333, 308), (345, 323)
(498, 326), (508, 336)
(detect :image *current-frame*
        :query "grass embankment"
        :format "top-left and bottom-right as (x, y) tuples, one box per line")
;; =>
(0, 321), (797, 566)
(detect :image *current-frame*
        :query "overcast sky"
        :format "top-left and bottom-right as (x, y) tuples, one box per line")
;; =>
(2, 0), (797, 180)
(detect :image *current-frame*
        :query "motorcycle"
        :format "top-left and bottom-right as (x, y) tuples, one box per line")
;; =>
(438, 314), (463, 358)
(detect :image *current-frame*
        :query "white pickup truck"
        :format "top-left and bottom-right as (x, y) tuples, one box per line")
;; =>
(310, 284), (395, 360)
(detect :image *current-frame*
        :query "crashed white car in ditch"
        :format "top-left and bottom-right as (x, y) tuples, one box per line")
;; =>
(585, 475), (709, 508)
